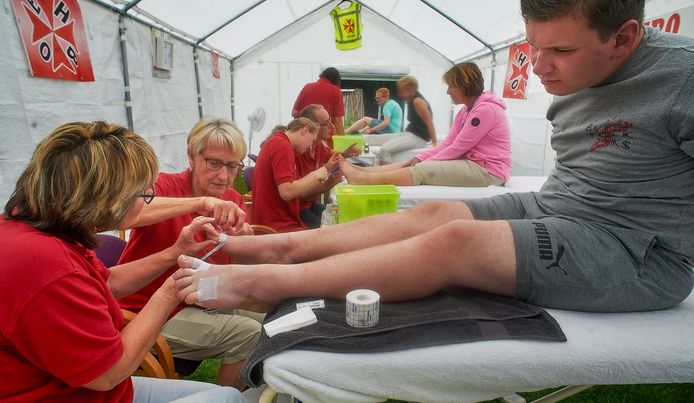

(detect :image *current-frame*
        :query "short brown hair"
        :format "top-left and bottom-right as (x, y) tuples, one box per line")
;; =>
(442, 62), (484, 97)
(521, 0), (645, 41)
(4, 122), (158, 249)
(375, 88), (390, 98)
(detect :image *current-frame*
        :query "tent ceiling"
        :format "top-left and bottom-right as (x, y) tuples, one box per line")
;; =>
(102, 0), (527, 62)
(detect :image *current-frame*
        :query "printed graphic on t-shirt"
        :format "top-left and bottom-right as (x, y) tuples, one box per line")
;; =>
(586, 120), (633, 151)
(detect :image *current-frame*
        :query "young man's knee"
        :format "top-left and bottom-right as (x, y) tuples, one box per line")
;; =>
(409, 200), (472, 220)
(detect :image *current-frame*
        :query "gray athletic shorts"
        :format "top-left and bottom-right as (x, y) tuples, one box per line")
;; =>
(465, 192), (693, 312)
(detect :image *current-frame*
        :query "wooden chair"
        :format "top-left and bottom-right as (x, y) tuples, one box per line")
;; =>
(244, 192), (253, 221)
(121, 309), (177, 379)
(251, 224), (278, 235)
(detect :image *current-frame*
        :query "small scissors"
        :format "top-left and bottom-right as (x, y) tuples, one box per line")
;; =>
(199, 233), (228, 262)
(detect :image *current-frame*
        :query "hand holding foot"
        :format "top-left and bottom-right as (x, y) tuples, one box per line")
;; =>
(173, 255), (276, 312)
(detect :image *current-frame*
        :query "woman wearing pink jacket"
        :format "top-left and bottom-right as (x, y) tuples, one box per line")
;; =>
(343, 62), (511, 187)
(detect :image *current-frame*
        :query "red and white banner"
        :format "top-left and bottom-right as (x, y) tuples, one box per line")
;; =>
(11, 0), (94, 81)
(645, 5), (694, 37)
(211, 51), (220, 79)
(502, 41), (531, 100)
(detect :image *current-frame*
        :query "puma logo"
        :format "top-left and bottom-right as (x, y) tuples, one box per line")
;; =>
(545, 245), (567, 276)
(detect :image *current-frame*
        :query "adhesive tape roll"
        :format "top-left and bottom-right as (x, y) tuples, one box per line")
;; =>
(345, 289), (380, 328)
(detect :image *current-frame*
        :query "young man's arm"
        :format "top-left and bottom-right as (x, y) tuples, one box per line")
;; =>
(364, 115), (392, 134)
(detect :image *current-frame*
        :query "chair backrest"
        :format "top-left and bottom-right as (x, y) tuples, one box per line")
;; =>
(94, 233), (127, 268)
(243, 166), (254, 191)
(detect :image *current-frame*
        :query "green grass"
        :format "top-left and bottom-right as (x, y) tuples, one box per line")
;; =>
(187, 360), (694, 402)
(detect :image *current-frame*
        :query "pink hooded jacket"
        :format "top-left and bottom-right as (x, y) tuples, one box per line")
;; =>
(416, 91), (511, 181)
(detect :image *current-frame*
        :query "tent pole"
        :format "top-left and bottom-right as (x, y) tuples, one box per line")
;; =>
(118, 15), (134, 130)
(193, 48), (203, 118)
(490, 52), (497, 92)
(230, 62), (236, 121)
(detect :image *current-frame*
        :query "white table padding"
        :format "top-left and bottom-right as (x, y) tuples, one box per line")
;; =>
(397, 176), (547, 209)
(261, 290), (694, 403)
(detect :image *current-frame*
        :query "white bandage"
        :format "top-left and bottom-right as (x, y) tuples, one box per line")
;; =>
(197, 276), (218, 301)
(189, 257), (211, 271)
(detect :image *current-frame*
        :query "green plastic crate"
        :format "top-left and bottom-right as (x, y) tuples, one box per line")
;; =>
(335, 184), (400, 223)
(332, 134), (365, 155)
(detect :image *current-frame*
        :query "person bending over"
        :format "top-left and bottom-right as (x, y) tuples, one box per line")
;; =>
(173, 0), (693, 315)
(252, 118), (336, 232)
(0, 122), (244, 402)
(295, 104), (345, 228)
(343, 62), (511, 187)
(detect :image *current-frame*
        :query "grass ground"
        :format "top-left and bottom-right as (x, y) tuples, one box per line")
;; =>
(186, 359), (694, 402)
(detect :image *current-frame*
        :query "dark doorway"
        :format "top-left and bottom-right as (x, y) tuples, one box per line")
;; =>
(341, 79), (404, 128)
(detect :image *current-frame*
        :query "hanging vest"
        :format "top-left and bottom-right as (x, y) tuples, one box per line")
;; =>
(330, 2), (363, 50)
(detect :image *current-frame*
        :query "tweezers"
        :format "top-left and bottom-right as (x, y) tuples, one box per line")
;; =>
(200, 235), (228, 262)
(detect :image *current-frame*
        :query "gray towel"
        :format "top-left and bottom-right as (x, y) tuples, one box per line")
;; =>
(241, 289), (565, 387)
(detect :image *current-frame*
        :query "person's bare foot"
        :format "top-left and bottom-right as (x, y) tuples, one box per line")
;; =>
(175, 256), (279, 312)
(224, 234), (295, 264)
(341, 162), (369, 184)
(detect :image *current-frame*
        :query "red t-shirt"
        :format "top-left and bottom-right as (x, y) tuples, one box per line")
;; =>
(293, 78), (345, 147)
(293, 78), (345, 121)
(0, 218), (131, 402)
(118, 170), (246, 317)
(296, 141), (334, 209)
(252, 132), (306, 232)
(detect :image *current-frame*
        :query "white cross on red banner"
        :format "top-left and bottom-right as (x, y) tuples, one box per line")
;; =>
(11, 0), (94, 81)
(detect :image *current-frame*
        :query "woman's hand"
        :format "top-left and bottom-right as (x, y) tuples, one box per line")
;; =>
(201, 197), (246, 233)
(170, 216), (221, 258)
(401, 157), (421, 168)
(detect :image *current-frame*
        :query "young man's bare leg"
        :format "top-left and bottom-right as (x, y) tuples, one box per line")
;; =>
(222, 201), (472, 264)
(175, 218), (516, 311)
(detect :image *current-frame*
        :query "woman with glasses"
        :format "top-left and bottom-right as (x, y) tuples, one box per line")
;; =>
(0, 122), (244, 402)
(117, 117), (260, 390)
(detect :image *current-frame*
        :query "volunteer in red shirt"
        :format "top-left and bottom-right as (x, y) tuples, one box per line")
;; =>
(0, 122), (243, 402)
(296, 104), (345, 228)
(292, 67), (346, 146)
(252, 117), (334, 232)
(118, 117), (259, 390)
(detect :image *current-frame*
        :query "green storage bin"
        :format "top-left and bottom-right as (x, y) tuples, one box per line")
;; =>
(332, 134), (365, 155)
(335, 184), (400, 223)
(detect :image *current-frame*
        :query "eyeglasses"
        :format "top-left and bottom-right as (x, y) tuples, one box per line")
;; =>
(140, 186), (156, 205)
(320, 121), (331, 127)
(205, 158), (245, 174)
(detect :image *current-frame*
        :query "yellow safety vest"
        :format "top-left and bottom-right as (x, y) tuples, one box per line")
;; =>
(330, 2), (363, 50)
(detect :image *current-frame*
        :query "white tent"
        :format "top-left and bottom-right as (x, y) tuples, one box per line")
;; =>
(1, 0), (693, 207)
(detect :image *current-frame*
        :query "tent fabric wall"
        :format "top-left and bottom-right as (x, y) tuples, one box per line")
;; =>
(0, 0), (232, 206)
(232, 3), (453, 157)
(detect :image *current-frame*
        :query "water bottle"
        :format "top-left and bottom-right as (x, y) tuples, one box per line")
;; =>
(320, 203), (337, 226)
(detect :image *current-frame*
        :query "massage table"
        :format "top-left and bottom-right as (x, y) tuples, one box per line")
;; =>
(396, 176), (548, 209)
(258, 290), (694, 402)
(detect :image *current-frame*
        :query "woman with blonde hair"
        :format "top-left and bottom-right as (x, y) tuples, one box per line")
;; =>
(118, 116), (260, 390)
(0, 122), (244, 401)
(343, 62), (511, 187)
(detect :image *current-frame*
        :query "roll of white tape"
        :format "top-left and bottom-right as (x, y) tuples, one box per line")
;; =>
(345, 289), (380, 328)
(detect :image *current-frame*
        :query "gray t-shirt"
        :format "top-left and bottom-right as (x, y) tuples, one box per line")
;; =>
(539, 27), (694, 260)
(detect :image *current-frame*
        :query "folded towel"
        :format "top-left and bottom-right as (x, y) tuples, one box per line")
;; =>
(241, 289), (565, 387)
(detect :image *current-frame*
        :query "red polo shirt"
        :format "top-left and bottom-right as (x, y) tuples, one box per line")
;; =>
(252, 132), (306, 232)
(296, 141), (334, 209)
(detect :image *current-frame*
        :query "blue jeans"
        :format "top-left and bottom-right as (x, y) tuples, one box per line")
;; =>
(132, 377), (246, 403)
